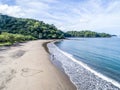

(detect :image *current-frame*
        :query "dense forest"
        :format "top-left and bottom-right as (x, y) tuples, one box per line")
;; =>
(0, 14), (111, 39)
(65, 31), (112, 37)
(0, 14), (64, 39)
(0, 14), (112, 43)
(0, 14), (112, 46)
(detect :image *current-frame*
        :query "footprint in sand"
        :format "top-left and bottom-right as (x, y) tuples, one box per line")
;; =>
(21, 68), (43, 77)
(10, 50), (26, 59)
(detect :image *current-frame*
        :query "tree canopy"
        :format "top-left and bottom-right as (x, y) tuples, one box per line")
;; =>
(0, 14), (112, 39)
(0, 14), (64, 39)
(65, 31), (112, 37)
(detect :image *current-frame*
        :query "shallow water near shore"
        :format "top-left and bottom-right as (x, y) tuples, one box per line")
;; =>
(47, 38), (120, 90)
(55, 38), (120, 83)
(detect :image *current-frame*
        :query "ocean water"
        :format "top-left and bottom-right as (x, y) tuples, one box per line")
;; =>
(55, 38), (120, 83)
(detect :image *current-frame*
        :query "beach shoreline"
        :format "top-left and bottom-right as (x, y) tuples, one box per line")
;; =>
(47, 41), (120, 90)
(0, 40), (76, 90)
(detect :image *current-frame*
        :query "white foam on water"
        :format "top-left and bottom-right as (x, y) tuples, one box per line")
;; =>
(52, 42), (120, 89)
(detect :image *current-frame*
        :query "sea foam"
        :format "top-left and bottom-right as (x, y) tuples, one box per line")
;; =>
(47, 42), (120, 90)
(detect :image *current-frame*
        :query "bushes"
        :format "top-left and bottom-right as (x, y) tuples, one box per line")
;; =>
(0, 32), (36, 46)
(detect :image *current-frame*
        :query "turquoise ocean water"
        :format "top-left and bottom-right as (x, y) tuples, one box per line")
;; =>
(55, 38), (120, 83)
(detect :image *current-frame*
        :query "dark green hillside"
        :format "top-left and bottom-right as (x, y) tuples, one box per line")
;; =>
(0, 14), (64, 39)
(65, 31), (112, 37)
(0, 14), (112, 40)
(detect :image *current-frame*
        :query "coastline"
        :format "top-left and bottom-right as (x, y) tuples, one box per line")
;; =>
(0, 40), (76, 90)
(47, 41), (120, 90)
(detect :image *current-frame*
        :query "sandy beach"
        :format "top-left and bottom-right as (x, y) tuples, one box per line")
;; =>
(0, 40), (76, 90)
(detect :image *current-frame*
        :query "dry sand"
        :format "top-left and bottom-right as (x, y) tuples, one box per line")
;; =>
(0, 40), (76, 90)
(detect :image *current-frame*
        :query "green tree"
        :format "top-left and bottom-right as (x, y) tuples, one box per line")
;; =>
(0, 14), (65, 39)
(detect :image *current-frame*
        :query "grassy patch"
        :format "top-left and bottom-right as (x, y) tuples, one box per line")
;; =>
(0, 32), (36, 46)
(0, 42), (12, 46)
